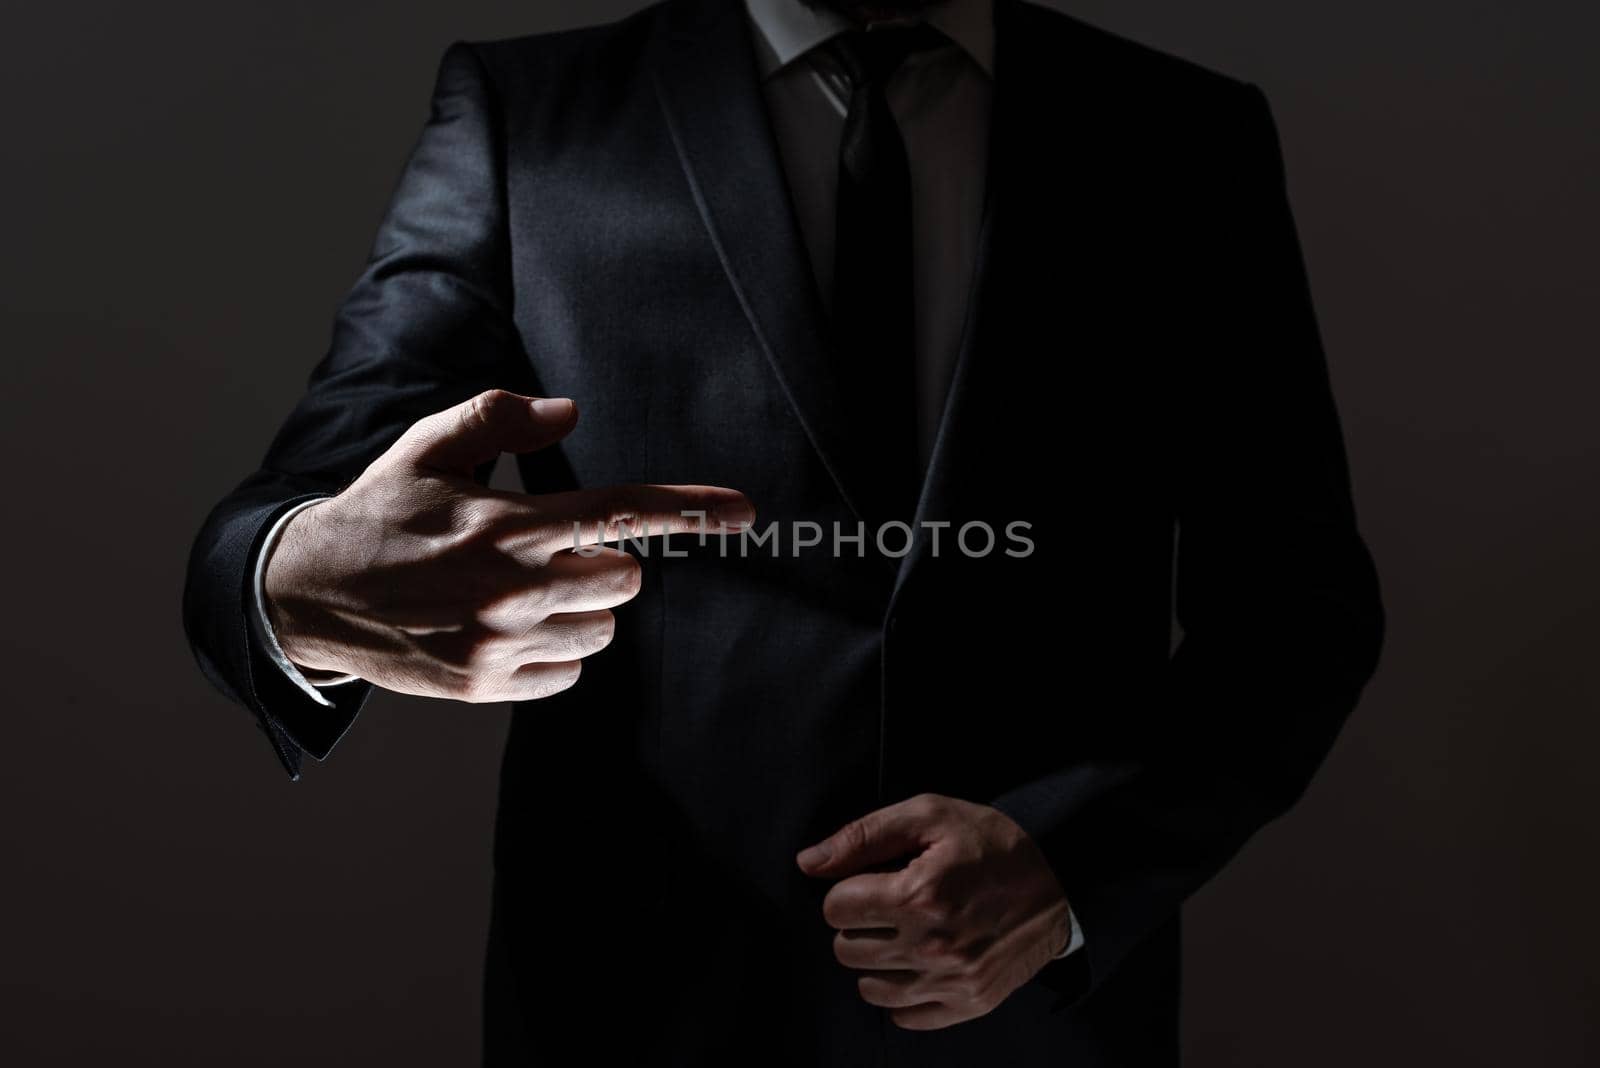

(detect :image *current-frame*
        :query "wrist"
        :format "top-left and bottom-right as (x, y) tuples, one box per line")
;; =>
(261, 499), (343, 675)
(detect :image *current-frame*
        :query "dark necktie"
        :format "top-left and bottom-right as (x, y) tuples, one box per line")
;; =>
(828, 22), (946, 530)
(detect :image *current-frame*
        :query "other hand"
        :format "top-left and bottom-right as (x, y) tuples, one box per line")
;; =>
(797, 792), (1073, 1030)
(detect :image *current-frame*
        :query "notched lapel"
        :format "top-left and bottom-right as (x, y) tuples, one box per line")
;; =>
(653, 0), (883, 531)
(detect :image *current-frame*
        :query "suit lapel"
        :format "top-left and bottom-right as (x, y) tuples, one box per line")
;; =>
(654, 0), (1085, 593)
(890, 0), (1071, 602)
(653, 0), (883, 532)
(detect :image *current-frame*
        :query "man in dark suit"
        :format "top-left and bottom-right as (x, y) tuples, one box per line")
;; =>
(182, 0), (1385, 1062)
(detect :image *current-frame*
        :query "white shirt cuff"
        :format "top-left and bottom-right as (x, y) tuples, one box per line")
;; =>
(250, 496), (361, 704)
(1052, 904), (1085, 959)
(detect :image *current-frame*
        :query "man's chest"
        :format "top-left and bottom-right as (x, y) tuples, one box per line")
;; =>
(494, 81), (1188, 533)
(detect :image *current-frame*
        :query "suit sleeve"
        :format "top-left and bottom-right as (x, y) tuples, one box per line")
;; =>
(181, 39), (536, 780)
(988, 82), (1386, 1010)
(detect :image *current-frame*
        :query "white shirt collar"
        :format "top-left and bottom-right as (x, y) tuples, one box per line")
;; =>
(743, 0), (995, 78)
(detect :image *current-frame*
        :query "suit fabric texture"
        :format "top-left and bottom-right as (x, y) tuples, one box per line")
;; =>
(181, 0), (1386, 1063)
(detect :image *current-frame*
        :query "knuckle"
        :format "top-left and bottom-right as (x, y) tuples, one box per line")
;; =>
(842, 818), (872, 857)
(974, 969), (1001, 1006)
(916, 898), (956, 927)
(467, 597), (512, 629)
(427, 629), (493, 672)
(555, 624), (591, 660)
(928, 940), (972, 978)
(463, 388), (514, 432)
(487, 581), (549, 626)
(601, 490), (642, 537)
(918, 932), (964, 969)
(395, 410), (443, 453)
(518, 581), (553, 620)
(965, 980), (999, 1014)
(898, 877), (951, 924)
(949, 970), (988, 1002)
(469, 599), (507, 632)
(945, 977), (978, 1002)
(461, 628), (504, 666)
(468, 498), (517, 538)
(453, 670), (496, 703)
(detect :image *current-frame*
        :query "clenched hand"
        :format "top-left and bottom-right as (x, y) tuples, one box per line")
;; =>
(798, 792), (1073, 1030)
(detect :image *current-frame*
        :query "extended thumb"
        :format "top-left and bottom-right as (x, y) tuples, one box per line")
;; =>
(402, 389), (577, 472)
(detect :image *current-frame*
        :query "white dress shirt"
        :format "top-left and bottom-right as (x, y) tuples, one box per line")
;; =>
(251, 0), (1082, 962)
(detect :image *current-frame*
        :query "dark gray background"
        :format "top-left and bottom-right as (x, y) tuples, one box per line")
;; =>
(3, 0), (1596, 1063)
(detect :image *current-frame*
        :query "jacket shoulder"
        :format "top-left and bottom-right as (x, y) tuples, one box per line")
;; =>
(453, 0), (671, 92)
(1008, 0), (1262, 112)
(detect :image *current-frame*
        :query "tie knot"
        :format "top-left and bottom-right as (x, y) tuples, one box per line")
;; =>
(827, 21), (947, 89)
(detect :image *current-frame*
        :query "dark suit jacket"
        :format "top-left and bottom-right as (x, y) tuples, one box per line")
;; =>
(182, 0), (1385, 1063)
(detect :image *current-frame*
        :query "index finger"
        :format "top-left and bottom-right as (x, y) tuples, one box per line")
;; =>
(515, 483), (755, 550)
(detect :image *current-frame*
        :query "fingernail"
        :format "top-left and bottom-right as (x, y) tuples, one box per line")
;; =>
(797, 842), (830, 868)
(530, 397), (575, 419)
(715, 499), (755, 528)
